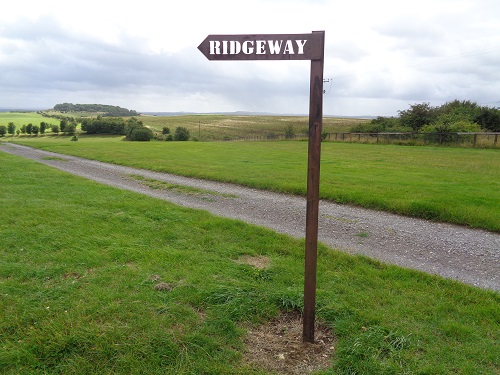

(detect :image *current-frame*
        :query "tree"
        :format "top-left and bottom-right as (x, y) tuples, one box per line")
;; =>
(60, 119), (68, 132)
(7, 122), (15, 136)
(399, 102), (436, 131)
(26, 123), (33, 135)
(475, 107), (500, 132)
(20, 125), (27, 134)
(51, 125), (60, 134)
(436, 100), (481, 121)
(81, 116), (128, 135)
(40, 122), (47, 134)
(173, 126), (190, 141)
(65, 123), (76, 135)
(32, 125), (39, 136)
(0, 125), (6, 137)
(162, 126), (170, 135)
(124, 118), (144, 139)
(53, 103), (139, 117)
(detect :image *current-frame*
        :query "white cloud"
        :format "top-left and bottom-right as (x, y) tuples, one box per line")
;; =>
(1, 0), (499, 115)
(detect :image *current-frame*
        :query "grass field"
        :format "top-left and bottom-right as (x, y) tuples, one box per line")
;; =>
(0, 112), (50, 128)
(6, 135), (500, 232)
(138, 114), (366, 140)
(1, 151), (498, 374)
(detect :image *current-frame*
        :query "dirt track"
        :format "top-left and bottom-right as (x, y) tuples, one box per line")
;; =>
(1, 142), (499, 291)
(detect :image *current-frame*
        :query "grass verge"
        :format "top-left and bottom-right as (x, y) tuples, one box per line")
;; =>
(1, 152), (498, 374)
(127, 174), (237, 198)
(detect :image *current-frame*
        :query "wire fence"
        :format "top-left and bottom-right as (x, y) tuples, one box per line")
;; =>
(324, 132), (500, 148)
(230, 132), (500, 148)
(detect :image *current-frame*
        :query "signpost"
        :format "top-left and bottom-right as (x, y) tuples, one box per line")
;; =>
(198, 31), (325, 343)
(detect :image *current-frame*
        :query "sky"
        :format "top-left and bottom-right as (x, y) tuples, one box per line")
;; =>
(1, 0), (500, 116)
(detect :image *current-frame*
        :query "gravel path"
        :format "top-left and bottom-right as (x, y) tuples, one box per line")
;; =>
(2, 143), (499, 291)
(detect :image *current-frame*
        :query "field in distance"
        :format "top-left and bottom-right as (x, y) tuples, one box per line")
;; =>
(0, 111), (368, 141)
(139, 114), (367, 140)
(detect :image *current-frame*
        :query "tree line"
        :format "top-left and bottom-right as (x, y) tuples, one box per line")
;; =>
(81, 116), (190, 141)
(351, 100), (500, 133)
(0, 121), (62, 136)
(53, 103), (139, 117)
(0, 116), (190, 142)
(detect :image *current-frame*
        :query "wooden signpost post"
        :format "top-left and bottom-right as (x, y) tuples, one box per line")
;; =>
(198, 31), (325, 343)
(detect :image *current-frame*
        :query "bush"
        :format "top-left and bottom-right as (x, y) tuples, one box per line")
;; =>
(173, 127), (190, 141)
(129, 126), (154, 141)
(421, 120), (481, 133)
(284, 125), (295, 139)
(351, 116), (411, 133)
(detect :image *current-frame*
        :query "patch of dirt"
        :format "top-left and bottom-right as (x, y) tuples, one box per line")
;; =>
(235, 255), (271, 269)
(243, 312), (335, 374)
(153, 282), (174, 291)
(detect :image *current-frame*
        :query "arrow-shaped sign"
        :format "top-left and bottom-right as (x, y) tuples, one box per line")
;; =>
(198, 32), (323, 61)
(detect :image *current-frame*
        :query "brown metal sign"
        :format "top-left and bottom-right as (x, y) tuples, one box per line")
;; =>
(198, 33), (323, 61)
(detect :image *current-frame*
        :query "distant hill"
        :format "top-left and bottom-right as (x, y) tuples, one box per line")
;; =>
(53, 103), (139, 117)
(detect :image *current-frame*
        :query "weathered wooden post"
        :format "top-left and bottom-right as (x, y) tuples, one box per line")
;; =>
(303, 30), (324, 343)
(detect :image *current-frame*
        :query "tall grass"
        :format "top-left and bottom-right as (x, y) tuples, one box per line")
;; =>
(1, 151), (498, 374)
(7, 137), (500, 232)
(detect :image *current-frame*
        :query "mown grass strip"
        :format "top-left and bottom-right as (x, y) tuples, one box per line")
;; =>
(127, 174), (237, 198)
(1, 152), (498, 374)
(7, 136), (500, 232)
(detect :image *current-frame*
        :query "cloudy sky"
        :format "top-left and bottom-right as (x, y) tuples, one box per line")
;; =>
(1, 0), (499, 116)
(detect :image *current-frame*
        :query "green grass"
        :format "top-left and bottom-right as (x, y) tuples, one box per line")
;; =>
(6, 136), (500, 232)
(0, 112), (54, 128)
(1, 152), (498, 374)
(127, 174), (237, 198)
